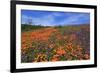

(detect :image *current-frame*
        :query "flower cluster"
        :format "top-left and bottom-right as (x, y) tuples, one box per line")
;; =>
(21, 25), (90, 63)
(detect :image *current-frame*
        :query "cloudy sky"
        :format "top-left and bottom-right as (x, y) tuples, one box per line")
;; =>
(21, 10), (90, 26)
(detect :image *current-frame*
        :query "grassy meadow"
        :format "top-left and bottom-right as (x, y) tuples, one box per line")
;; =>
(21, 24), (90, 63)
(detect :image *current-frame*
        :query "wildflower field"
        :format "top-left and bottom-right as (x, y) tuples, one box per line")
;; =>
(21, 24), (90, 63)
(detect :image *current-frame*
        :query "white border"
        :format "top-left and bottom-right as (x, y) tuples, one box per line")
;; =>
(16, 4), (94, 69)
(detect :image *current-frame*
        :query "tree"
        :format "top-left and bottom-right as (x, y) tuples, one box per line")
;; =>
(28, 18), (32, 25)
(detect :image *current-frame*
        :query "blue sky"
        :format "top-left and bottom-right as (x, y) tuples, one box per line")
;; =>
(21, 10), (90, 26)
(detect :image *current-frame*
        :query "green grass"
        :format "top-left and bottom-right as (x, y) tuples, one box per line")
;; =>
(21, 24), (49, 32)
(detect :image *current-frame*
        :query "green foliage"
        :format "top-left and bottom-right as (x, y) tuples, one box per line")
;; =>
(21, 24), (46, 32)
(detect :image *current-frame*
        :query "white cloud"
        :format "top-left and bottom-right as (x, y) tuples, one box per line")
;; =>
(59, 14), (90, 25)
(32, 14), (55, 26)
(22, 14), (55, 26)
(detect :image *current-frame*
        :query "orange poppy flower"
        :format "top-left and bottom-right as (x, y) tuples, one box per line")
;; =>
(84, 54), (90, 60)
(56, 48), (66, 55)
(51, 54), (59, 62)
